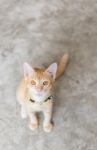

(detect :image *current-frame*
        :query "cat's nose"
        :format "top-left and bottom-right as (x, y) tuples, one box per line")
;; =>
(36, 86), (43, 92)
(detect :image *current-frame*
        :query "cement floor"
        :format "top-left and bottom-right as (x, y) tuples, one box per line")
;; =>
(0, 0), (97, 150)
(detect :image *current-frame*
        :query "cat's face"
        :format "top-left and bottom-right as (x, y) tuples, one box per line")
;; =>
(27, 69), (53, 96)
(23, 62), (57, 96)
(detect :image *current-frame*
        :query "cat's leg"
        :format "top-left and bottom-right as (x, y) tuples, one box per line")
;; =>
(43, 108), (53, 132)
(21, 105), (27, 119)
(28, 112), (38, 131)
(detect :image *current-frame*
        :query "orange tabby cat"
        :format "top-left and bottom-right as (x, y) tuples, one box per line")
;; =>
(16, 54), (69, 132)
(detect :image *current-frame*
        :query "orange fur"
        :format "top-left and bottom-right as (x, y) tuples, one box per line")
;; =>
(56, 54), (69, 79)
(16, 53), (69, 132)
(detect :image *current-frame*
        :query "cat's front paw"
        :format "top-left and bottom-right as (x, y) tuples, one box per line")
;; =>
(43, 123), (53, 132)
(29, 123), (38, 131)
(21, 108), (27, 119)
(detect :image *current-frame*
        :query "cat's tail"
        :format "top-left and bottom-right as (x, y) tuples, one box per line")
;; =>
(56, 53), (69, 79)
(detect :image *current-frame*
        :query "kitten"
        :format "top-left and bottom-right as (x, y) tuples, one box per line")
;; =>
(16, 54), (69, 132)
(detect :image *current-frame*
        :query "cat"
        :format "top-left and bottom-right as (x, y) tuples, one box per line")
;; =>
(16, 53), (69, 132)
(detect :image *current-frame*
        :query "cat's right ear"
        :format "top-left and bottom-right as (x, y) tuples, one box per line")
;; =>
(23, 62), (34, 78)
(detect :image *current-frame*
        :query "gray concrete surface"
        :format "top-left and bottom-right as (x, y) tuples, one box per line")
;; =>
(0, 0), (97, 149)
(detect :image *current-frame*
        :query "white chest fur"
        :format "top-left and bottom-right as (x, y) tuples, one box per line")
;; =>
(26, 98), (53, 112)
(29, 88), (50, 103)
(26, 87), (53, 112)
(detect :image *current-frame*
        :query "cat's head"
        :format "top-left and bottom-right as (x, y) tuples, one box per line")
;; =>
(23, 62), (57, 96)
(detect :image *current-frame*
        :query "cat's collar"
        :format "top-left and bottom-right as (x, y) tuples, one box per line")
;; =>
(29, 95), (53, 104)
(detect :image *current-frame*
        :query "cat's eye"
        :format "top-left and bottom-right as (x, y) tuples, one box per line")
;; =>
(43, 81), (49, 85)
(31, 80), (36, 85)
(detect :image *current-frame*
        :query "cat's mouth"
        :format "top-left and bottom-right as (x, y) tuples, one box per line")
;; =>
(29, 87), (48, 97)
(35, 91), (44, 96)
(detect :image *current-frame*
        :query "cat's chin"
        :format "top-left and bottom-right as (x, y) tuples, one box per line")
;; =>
(35, 93), (44, 97)
(32, 90), (44, 97)
(34, 90), (48, 96)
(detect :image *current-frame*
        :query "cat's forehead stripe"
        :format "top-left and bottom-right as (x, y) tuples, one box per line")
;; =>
(32, 68), (47, 80)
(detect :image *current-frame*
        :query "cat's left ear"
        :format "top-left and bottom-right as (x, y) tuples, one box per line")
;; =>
(45, 63), (57, 80)
(23, 62), (35, 78)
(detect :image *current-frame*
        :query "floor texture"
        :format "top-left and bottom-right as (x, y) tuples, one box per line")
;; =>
(0, 0), (97, 150)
